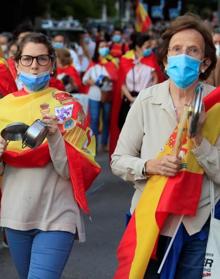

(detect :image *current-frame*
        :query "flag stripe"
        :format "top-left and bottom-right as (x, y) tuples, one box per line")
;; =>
(114, 87), (220, 279)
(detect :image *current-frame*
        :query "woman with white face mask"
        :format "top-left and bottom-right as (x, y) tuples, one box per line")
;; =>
(111, 14), (220, 279)
(0, 32), (100, 279)
(83, 39), (118, 152)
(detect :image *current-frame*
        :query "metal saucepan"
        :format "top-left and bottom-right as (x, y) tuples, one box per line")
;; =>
(189, 84), (203, 138)
(22, 119), (48, 149)
(1, 122), (29, 141)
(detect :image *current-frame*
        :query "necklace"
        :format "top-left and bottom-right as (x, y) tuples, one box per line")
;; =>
(170, 92), (193, 122)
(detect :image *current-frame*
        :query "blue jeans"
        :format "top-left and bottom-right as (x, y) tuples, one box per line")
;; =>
(144, 223), (209, 279)
(5, 228), (74, 279)
(89, 99), (111, 146)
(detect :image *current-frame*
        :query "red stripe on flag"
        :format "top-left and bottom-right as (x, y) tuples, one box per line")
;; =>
(204, 86), (220, 111)
(157, 171), (203, 222)
(65, 142), (101, 213)
(114, 214), (137, 279)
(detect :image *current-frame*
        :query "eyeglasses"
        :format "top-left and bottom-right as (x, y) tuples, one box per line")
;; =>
(168, 45), (202, 57)
(19, 55), (52, 67)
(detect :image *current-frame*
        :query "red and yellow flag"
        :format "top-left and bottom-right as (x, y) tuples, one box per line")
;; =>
(114, 87), (220, 279)
(0, 88), (101, 213)
(0, 57), (17, 96)
(135, 0), (152, 33)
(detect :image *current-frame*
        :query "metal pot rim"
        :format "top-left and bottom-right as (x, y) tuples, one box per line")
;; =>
(1, 122), (29, 141)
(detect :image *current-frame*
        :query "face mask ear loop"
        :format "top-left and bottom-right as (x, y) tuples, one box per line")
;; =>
(200, 59), (206, 73)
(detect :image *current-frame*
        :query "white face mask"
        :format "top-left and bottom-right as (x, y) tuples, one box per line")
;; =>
(1, 44), (7, 52)
(215, 44), (220, 56)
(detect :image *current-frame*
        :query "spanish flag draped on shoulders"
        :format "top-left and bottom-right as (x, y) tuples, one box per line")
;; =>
(99, 54), (119, 87)
(113, 86), (220, 279)
(109, 50), (164, 157)
(0, 87), (101, 213)
(92, 53), (119, 81)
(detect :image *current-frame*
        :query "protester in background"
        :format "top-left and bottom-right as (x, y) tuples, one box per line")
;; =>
(74, 39), (90, 77)
(205, 27), (220, 86)
(109, 32), (163, 156)
(111, 14), (220, 279)
(55, 47), (82, 93)
(52, 33), (81, 73)
(7, 40), (18, 59)
(0, 32), (100, 279)
(0, 32), (13, 58)
(7, 40), (18, 80)
(83, 39), (118, 152)
(82, 31), (96, 59)
(110, 27), (129, 60)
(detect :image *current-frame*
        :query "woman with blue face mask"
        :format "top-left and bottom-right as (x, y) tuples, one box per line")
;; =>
(111, 14), (220, 279)
(0, 32), (100, 279)
(83, 40), (118, 152)
(110, 29), (129, 59)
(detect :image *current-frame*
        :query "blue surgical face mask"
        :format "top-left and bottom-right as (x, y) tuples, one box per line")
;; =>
(98, 47), (110, 57)
(166, 54), (201, 89)
(112, 34), (121, 43)
(84, 37), (91, 44)
(52, 42), (64, 49)
(18, 71), (50, 92)
(143, 48), (152, 57)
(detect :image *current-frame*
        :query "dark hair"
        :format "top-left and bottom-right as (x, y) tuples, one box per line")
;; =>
(14, 32), (55, 63)
(129, 32), (151, 50)
(158, 13), (217, 80)
(92, 39), (106, 63)
(8, 39), (18, 55)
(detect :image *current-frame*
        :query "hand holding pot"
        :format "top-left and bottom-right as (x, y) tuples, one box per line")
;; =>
(42, 115), (58, 135)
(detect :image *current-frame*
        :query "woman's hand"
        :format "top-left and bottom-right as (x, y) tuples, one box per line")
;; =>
(0, 136), (7, 158)
(146, 155), (181, 177)
(87, 78), (95, 86)
(42, 115), (58, 136)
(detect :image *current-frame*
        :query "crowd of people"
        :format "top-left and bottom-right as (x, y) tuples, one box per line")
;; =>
(0, 21), (166, 155)
(0, 12), (220, 279)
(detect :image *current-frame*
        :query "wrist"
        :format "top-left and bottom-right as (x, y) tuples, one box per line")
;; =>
(142, 161), (151, 178)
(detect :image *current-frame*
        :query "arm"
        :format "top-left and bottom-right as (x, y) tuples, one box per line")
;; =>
(111, 95), (180, 182)
(190, 106), (220, 184)
(121, 84), (136, 103)
(151, 70), (159, 86)
(0, 136), (7, 175)
(192, 136), (220, 184)
(82, 67), (95, 86)
(42, 116), (69, 179)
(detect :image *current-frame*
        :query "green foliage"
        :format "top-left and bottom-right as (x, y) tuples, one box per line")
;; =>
(185, 0), (217, 20)
(43, 0), (116, 21)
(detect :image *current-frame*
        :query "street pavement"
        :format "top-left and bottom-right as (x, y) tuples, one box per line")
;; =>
(0, 151), (134, 279)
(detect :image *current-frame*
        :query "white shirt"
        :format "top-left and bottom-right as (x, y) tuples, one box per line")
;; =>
(126, 63), (154, 92)
(82, 64), (110, 101)
(69, 48), (81, 73)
